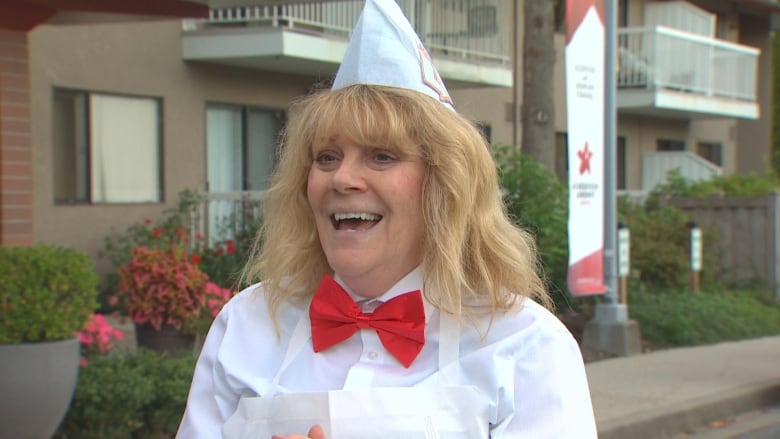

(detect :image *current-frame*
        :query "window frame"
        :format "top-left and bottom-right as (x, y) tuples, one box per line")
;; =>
(52, 88), (163, 205)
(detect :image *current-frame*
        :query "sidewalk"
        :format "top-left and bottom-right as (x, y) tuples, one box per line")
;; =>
(586, 335), (780, 439)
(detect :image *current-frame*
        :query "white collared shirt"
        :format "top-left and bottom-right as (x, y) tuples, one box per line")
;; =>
(177, 267), (597, 438)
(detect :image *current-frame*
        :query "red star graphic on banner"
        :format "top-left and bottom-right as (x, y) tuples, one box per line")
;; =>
(577, 142), (593, 175)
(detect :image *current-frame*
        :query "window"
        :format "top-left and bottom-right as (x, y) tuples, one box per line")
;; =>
(206, 104), (285, 193)
(53, 90), (162, 204)
(657, 138), (686, 151)
(697, 141), (723, 166)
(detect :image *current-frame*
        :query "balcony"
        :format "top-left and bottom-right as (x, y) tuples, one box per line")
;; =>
(180, 0), (512, 88)
(617, 25), (759, 120)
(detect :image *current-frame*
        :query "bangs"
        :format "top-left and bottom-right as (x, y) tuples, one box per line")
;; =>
(306, 85), (423, 156)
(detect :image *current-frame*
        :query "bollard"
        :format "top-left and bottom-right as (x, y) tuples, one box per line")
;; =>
(688, 221), (702, 293)
(617, 222), (630, 304)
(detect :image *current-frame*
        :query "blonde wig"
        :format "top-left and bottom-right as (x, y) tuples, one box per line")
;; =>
(245, 84), (551, 321)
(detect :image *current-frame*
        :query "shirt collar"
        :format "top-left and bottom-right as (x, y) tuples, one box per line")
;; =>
(332, 266), (434, 323)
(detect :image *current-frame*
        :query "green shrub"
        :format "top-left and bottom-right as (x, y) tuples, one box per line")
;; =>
(493, 146), (570, 308)
(0, 245), (98, 343)
(136, 350), (197, 437)
(618, 197), (720, 290)
(56, 351), (155, 439)
(56, 348), (196, 439)
(649, 169), (779, 203)
(629, 288), (780, 348)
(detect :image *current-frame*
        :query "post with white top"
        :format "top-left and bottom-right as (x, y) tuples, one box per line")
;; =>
(689, 221), (702, 293)
(617, 222), (630, 304)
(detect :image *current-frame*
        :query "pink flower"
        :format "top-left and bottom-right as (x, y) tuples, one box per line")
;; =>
(76, 313), (125, 366)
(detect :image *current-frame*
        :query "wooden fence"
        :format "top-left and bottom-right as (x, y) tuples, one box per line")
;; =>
(665, 193), (780, 298)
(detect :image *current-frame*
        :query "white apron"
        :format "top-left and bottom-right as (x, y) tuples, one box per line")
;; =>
(222, 308), (490, 438)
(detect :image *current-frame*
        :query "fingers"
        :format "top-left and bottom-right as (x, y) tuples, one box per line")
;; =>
(271, 425), (327, 439)
(308, 425), (327, 439)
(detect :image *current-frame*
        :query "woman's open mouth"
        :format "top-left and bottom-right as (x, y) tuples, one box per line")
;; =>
(332, 212), (382, 231)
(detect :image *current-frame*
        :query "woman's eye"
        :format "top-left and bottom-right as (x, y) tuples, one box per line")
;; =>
(314, 152), (337, 164)
(374, 152), (397, 162)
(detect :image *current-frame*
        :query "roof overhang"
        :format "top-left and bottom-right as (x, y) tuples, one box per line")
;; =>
(0, 0), (209, 31)
(182, 27), (512, 88)
(734, 0), (780, 13)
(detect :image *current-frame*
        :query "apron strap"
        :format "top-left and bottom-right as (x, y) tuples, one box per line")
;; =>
(437, 312), (460, 386)
(271, 301), (313, 389)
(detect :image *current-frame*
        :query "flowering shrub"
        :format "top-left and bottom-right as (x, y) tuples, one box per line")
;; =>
(205, 282), (233, 317)
(112, 246), (209, 332)
(103, 190), (202, 270)
(193, 238), (246, 289)
(183, 281), (235, 336)
(76, 313), (125, 367)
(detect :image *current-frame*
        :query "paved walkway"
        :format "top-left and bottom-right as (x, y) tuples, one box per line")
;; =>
(587, 335), (780, 439)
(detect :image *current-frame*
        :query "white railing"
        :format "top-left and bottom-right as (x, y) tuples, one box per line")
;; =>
(617, 26), (759, 101)
(191, 191), (265, 246)
(182, 0), (510, 64)
(641, 151), (722, 192)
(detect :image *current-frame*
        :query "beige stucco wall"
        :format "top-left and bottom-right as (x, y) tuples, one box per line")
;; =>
(450, 86), (514, 146)
(26, 0), (775, 279)
(736, 12), (774, 174)
(29, 19), (314, 277)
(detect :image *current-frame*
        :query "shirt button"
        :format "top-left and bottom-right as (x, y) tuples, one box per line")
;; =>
(367, 351), (379, 361)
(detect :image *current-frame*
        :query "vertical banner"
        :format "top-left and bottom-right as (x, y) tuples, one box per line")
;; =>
(565, 0), (607, 296)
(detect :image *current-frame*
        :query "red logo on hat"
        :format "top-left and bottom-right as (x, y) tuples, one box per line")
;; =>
(417, 42), (453, 106)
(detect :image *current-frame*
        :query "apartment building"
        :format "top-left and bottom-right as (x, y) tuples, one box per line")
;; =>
(0, 0), (776, 275)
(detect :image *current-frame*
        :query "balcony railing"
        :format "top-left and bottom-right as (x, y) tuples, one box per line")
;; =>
(191, 191), (265, 246)
(641, 151), (722, 192)
(182, 0), (511, 65)
(617, 26), (759, 101)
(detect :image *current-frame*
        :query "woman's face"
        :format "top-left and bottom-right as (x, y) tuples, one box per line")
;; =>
(307, 132), (426, 298)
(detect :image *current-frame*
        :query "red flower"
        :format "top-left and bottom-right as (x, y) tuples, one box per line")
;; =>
(216, 247), (224, 256)
(152, 228), (163, 238)
(191, 254), (202, 264)
(226, 240), (235, 255)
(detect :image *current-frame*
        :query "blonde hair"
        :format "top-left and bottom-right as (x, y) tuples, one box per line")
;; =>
(245, 84), (550, 321)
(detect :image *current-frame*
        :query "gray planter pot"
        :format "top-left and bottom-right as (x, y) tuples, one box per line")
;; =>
(0, 337), (80, 439)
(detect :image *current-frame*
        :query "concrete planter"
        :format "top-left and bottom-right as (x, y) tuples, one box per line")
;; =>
(0, 338), (80, 439)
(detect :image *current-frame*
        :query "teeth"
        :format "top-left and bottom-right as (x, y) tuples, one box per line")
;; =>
(334, 213), (381, 221)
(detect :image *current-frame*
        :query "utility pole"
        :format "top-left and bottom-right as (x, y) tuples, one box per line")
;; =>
(581, 0), (642, 357)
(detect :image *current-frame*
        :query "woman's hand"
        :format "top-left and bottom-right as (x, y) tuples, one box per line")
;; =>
(272, 424), (327, 439)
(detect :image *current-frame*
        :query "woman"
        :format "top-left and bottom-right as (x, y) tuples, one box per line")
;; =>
(177, 1), (596, 437)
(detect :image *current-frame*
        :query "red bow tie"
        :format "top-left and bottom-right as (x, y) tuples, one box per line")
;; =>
(309, 274), (426, 368)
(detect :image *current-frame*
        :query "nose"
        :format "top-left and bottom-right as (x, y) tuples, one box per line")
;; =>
(331, 155), (366, 193)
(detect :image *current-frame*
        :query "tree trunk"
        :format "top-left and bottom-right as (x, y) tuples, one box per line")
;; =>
(521, 0), (556, 170)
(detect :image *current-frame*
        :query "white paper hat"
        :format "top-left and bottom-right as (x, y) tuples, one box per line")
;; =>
(332, 0), (455, 110)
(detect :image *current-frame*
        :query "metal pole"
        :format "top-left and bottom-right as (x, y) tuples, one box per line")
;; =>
(603, 0), (618, 305)
(594, 0), (628, 323)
